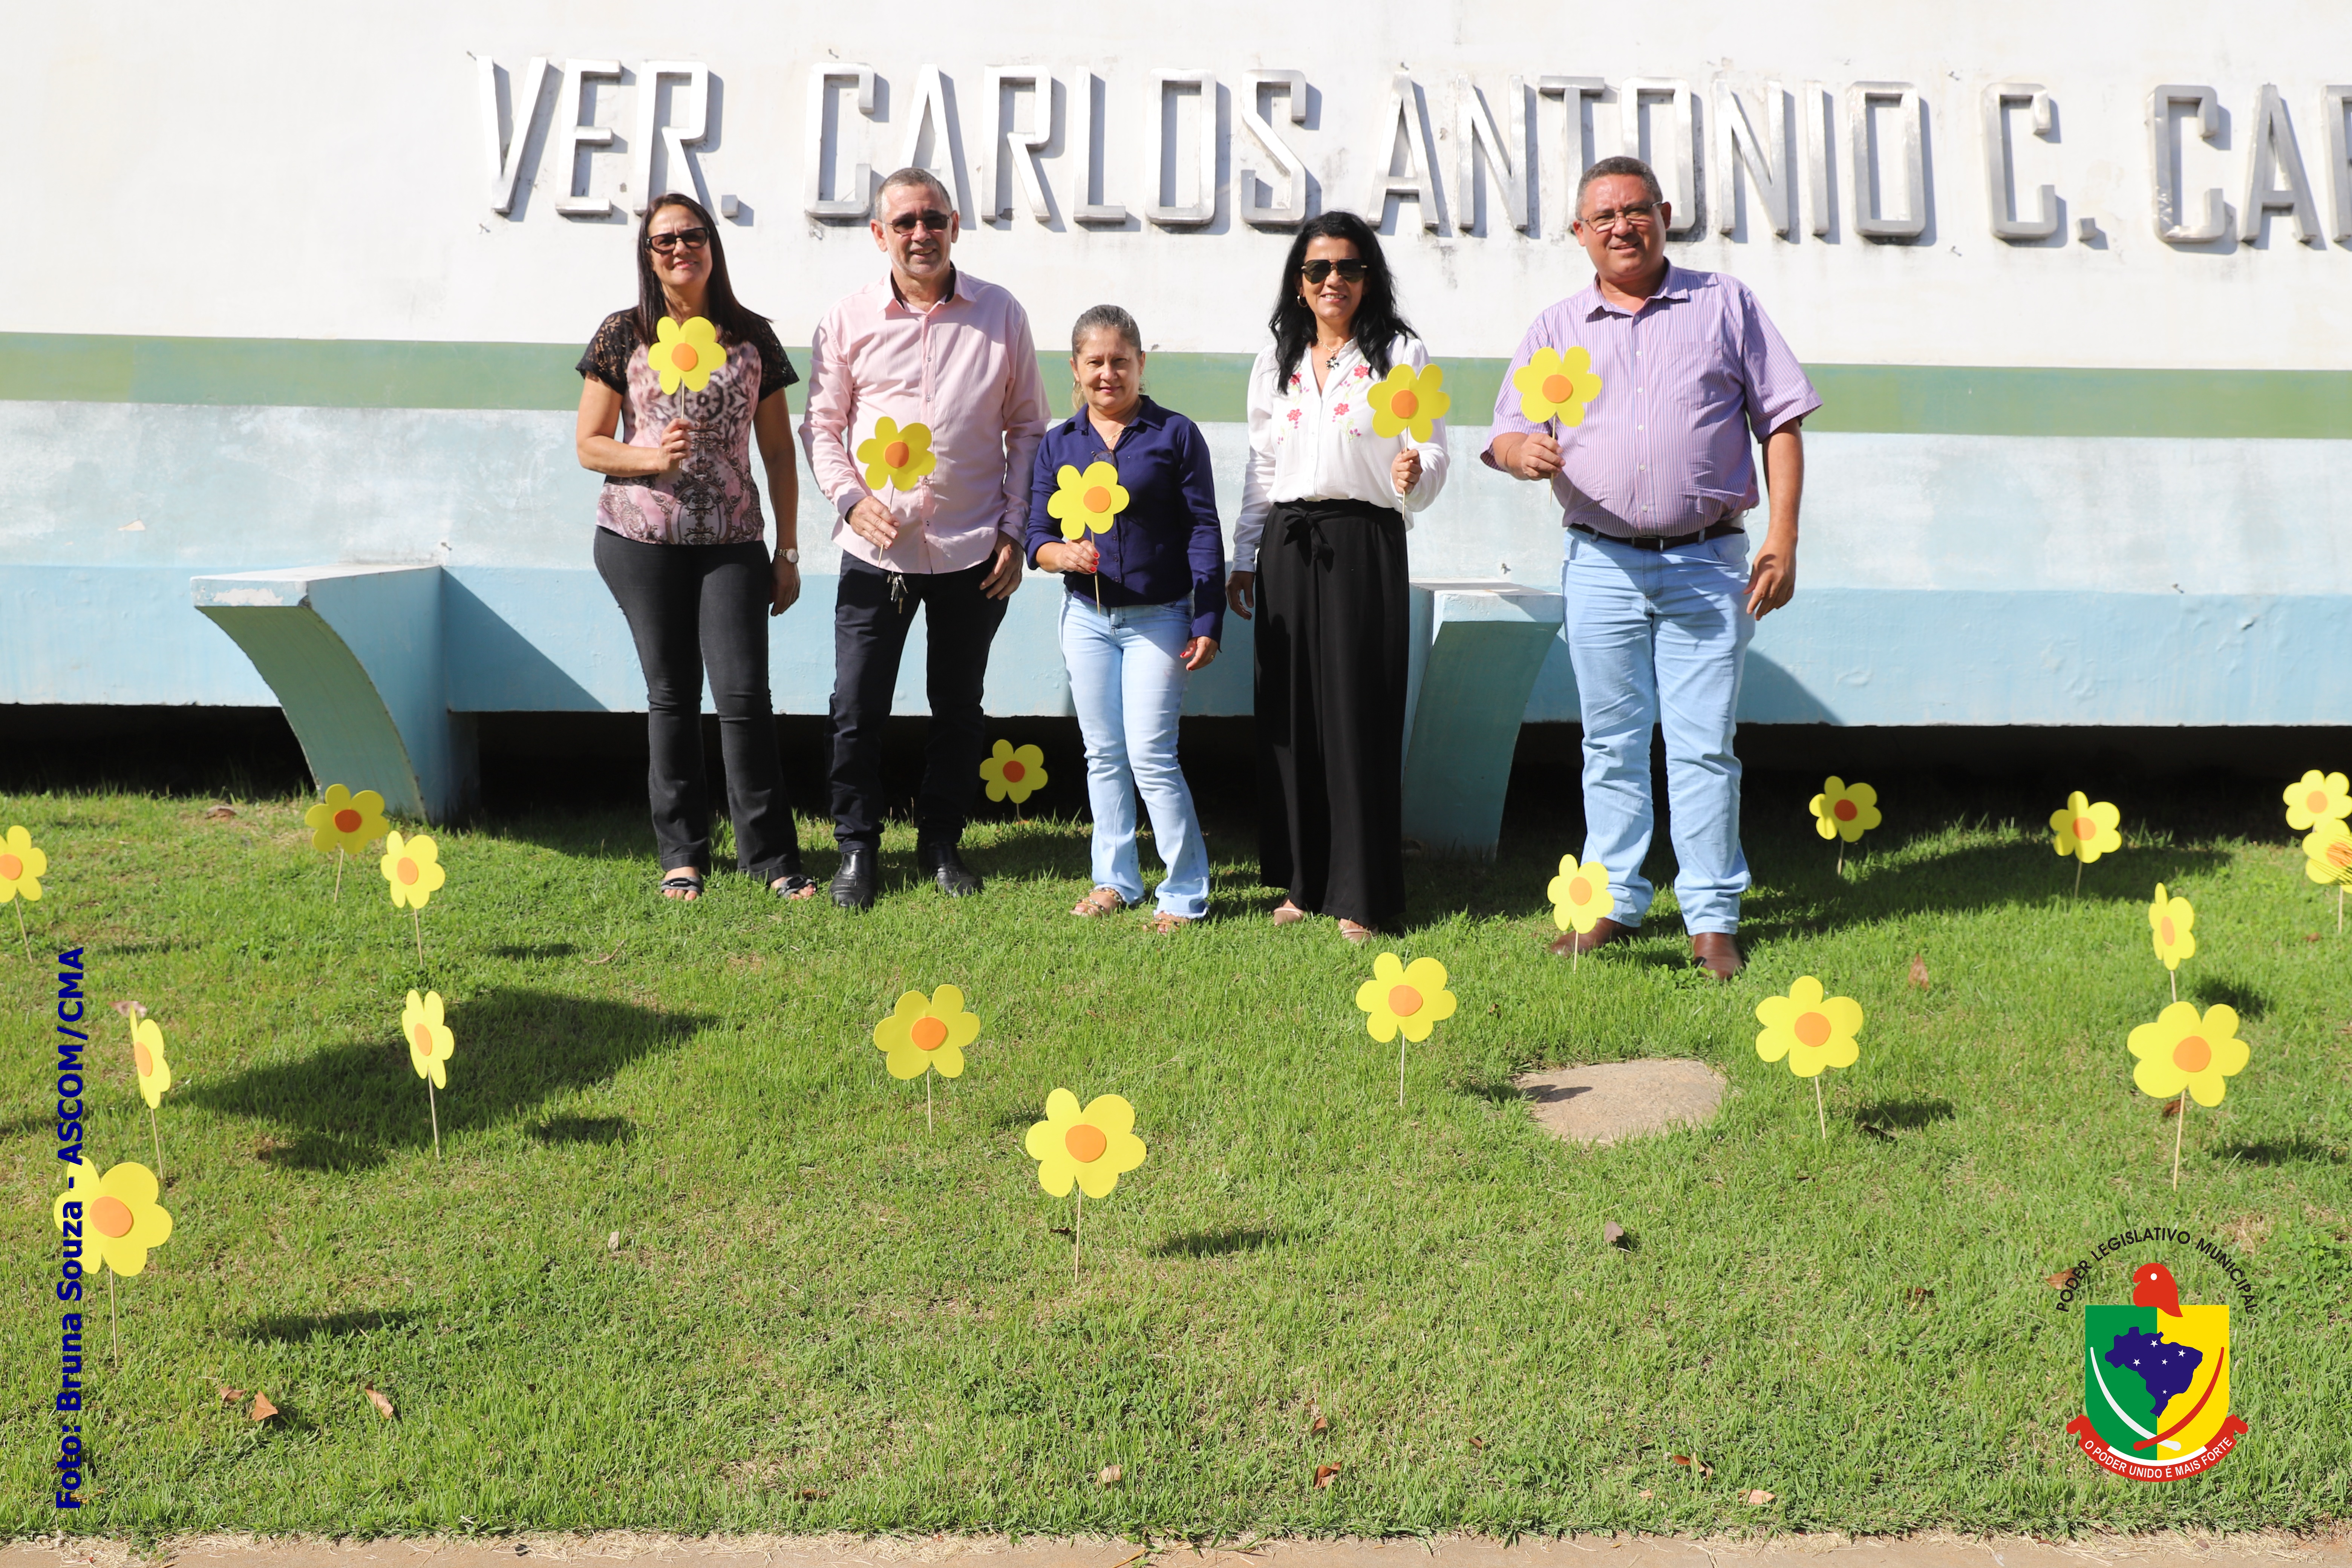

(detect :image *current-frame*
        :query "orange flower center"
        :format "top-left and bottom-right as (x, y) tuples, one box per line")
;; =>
(1833, 799), (1858, 821)
(2329, 841), (2352, 869)
(2172, 1035), (2212, 1073)
(335, 808), (362, 833)
(1388, 985), (1424, 1018)
(135, 1043), (154, 1076)
(2073, 816), (2097, 842)
(1794, 1012), (1833, 1049)
(1064, 1123), (1109, 1163)
(1391, 390), (1419, 420)
(2160, 917), (2176, 946)
(2309, 790), (2330, 812)
(397, 859), (420, 885)
(1542, 373), (1572, 403)
(412, 1023), (433, 1054)
(1085, 485), (1112, 512)
(1568, 876), (1592, 905)
(1002, 760), (1026, 783)
(884, 440), (910, 468)
(0, 853), (21, 880)
(911, 1016), (949, 1052)
(91, 1195), (135, 1239)
(669, 343), (699, 372)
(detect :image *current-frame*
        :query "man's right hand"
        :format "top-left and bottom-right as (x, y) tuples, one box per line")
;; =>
(845, 495), (899, 550)
(1493, 431), (1563, 481)
(1226, 570), (1255, 620)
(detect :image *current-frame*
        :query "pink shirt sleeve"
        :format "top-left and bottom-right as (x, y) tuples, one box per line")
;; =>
(796, 301), (866, 518)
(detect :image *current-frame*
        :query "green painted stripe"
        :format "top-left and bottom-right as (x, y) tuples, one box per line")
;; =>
(3, 333), (2347, 439)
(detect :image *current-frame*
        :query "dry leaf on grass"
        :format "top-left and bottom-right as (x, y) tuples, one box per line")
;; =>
(1906, 1286), (1934, 1302)
(1746, 1488), (1776, 1505)
(607, 1231), (621, 1251)
(1603, 1220), (1628, 1248)
(1908, 955), (1930, 991)
(364, 1386), (395, 1419)
(2161, 1099), (2184, 1119)
(2306, 933), (2322, 943)
(216, 1383), (244, 1404)
(249, 1392), (279, 1421)
(1313, 1462), (1341, 1488)
(1469, 1436), (1485, 1450)
(1669, 1453), (1713, 1477)
(204, 804), (238, 820)
(1097, 1464), (1122, 1485)
(1310, 1413), (1328, 1433)
(2046, 1269), (2076, 1289)
(112, 1000), (148, 1021)
(1637, 1488), (1654, 1499)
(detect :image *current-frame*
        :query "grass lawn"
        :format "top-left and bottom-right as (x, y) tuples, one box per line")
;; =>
(2, 769), (2348, 1539)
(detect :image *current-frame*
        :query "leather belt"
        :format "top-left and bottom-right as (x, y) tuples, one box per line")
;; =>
(1570, 519), (1745, 552)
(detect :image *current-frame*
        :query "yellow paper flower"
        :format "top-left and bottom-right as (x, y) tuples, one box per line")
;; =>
(2148, 883), (2196, 970)
(980, 739), (1047, 805)
(1354, 953), (1458, 1043)
(1046, 460), (1129, 541)
(1808, 777), (1882, 843)
(2303, 820), (2352, 886)
(53, 1160), (173, 1277)
(651, 315), (726, 395)
(1024, 1089), (1147, 1198)
(401, 989), (455, 1089)
(1546, 854), (1616, 934)
(380, 830), (446, 910)
(303, 784), (389, 854)
(2127, 1001), (2249, 1107)
(873, 986), (978, 1080)
(856, 416), (936, 491)
(130, 1017), (172, 1110)
(0, 824), (49, 903)
(1755, 976), (1864, 1078)
(1368, 362), (1451, 442)
(1512, 345), (1603, 427)
(2050, 791), (2122, 863)
(2284, 770), (2352, 831)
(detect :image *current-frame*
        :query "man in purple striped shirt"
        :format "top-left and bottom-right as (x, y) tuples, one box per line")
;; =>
(1485, 155), (1820, 980)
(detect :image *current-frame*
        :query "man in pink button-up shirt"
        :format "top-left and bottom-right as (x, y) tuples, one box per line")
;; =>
(798, 168), (1052, 910)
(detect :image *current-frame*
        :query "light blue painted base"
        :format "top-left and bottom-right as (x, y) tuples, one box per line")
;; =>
(1403, 582), (1567, 856)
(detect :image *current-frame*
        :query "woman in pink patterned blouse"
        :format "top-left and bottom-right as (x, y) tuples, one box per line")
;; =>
(575, 193), (814, 902)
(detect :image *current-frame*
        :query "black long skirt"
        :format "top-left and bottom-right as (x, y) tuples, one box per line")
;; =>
(1253, 498), (1409, 928)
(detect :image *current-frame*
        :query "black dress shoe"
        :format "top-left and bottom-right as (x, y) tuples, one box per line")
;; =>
(830, 845), (876, 911)
(925, 844), (982, 898)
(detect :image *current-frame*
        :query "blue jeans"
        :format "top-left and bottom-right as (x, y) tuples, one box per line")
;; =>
(1561, 529), (1755, 934)
(1058, 594), (1211, 917)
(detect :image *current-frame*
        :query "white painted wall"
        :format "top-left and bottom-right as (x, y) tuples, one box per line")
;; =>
(9, 1), (2351, 369)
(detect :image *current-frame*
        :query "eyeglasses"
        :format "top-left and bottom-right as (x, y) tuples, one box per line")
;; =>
(646, 227), (711, 253)
(1580, 201), (1661, 232)
(889, 209), (954, 233)
(1300, 258), (1370, 285)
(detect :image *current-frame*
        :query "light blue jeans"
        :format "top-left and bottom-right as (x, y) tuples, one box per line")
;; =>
(1561, 528), (1756, 934)
(1058, 594), (1211, 917)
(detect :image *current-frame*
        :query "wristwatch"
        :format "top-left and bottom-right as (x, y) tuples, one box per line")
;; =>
(778, 548), (800, 564)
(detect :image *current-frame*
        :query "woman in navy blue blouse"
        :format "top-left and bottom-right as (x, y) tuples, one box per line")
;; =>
(1024, 305), (1225, 929)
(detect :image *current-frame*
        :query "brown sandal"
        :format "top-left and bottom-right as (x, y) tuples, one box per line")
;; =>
(1338, 919), (1377, 946)
(1150, 911), (1196, 933)
(1270, 901), (1307, 926)
(1072, 887), (1127, 917)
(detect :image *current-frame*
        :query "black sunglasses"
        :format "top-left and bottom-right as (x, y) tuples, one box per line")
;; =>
(890, 209), (954, 233)
(1300, 258), (1370, 285)
(646, 227), (711, 253)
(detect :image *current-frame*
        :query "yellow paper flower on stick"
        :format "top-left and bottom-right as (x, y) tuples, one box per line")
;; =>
(873, 986), (978, 1081)
(2050, 791), (2122, 864)
(2148, 883), (2196, 973)
(0, 824), (49, 902)
(1355, 953), (1457, 1043)
(54, 1159), (172, 1277)
(1024, 1089), (1147, 1199)
(1757, 976), (1862, 1141)
(1368, 362), (1451, 442)
(857, 416), (936, 491)
(2129, 1001), (2247, 1108)
(980, 740), (1047, 805)
(131, 1017), (172, 1109)
(1546, 854), (1616, 935)
(1511, 345), (1603, 426)
(1046, 461), (1128, 542)
(651, 315), (726, 395)
(2283, 770), (2351, 831)
(402, 989), (454, 1089)
(1809, 778), (1881, 843)
(381, 830), (446, 910)
(2303, 820), (2352, 886)
(304, 785), (389, 854)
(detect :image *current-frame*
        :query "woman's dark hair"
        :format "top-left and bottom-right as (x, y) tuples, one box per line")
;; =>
(633, 193), (769, 346)
(1269, 211), (1417, 387)
(1067, 304), (1144, 411)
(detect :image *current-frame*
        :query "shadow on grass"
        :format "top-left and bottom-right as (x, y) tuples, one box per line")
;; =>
(1148, 1227), (1290, 1258)
(492, 942), (579, 962)
(1853, 1098), (1958, 1140)
(242, 1308), (425, 1343)
(2190, 976), (2271, 1021)
(531, 1113), (634, 1145)
(193, 988), (702, 1171)
(2215, 1135), (2346, 1167)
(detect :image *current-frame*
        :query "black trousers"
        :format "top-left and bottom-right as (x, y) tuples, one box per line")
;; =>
(1254, 499), (1409, 927)
(829, 554), (1010, 851)
(593, 528), (802, 881)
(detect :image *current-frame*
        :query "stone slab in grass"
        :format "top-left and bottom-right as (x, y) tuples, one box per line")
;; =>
(1516, 1058), (1727, 1145)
